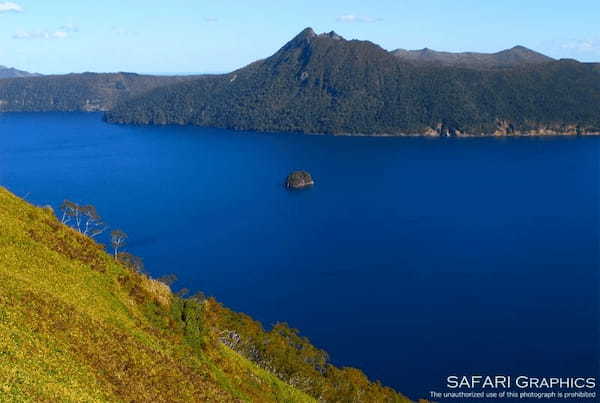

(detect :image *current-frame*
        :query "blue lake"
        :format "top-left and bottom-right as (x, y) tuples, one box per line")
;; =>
(1, 112), (598, 401)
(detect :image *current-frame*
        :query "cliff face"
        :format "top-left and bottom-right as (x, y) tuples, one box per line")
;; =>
(105, 28), (600, 136)
(0, 186), (419, 403)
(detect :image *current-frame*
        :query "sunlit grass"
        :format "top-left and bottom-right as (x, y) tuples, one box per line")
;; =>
(0, 186), (423, 402)
(0, 187), (314, 402)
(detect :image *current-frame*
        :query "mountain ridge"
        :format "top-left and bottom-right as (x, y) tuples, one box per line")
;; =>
(0, 65), (40, 79)
(0, 28), (599, 136)
(391, 45), (554, 69)
(105, 28), (600, 136)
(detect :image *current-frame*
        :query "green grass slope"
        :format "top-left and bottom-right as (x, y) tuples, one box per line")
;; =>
(0, 187), (422, 402)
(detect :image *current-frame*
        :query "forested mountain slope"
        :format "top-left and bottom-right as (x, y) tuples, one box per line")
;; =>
(105, 28), (600, 136)
(0, 73), (201, 112)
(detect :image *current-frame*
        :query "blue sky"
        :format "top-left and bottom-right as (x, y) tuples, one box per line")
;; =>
(1, 0), (599, 74)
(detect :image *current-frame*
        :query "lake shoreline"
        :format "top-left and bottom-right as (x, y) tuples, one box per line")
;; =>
(101, 115), (600, 138)
(3, 111), (599, 138)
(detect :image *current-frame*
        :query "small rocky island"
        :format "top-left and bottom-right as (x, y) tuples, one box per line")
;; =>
(285, 170), (314, 189)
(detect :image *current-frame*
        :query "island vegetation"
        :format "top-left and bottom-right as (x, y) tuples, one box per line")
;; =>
(0, 186), (426, 402)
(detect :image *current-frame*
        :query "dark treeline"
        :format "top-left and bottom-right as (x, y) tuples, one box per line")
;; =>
(0, 72), (201, 112)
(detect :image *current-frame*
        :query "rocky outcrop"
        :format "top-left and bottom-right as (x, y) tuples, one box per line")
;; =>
(285, 171), (314, 189)
(420, 120), (600, 137)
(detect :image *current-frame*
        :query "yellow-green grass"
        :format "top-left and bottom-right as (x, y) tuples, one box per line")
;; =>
(0, 187), (314, 402)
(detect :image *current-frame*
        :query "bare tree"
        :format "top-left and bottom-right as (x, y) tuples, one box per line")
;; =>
(80, 205), (106, 237)
(60, 200), (78, 225)
(111, 229), (128, 259)
(60, 200), (107, 238)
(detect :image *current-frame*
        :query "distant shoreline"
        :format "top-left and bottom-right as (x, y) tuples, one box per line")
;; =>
(2, 110), (599, 138)
(105, 117), (600, 138)
(277, 131), (600, 138)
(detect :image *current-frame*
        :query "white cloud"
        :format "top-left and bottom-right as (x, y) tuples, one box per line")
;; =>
(59, 24), (79, 33)
(560, 39), (600, 53)
(12, 22), (78, 40)
(13, 29), (71, 40)
(336, 14), (382, 23)
(111, 26), (138, 36)
(52, 31), (68, 39)
(204, 17), (218, 23)
(539, 38), (600, 62)
(0, 2), (22, 12)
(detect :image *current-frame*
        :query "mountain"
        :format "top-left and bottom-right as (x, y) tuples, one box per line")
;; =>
(0, 73), (201, 112)
(0, 65), (40, 79)
(0, 186), (421, 402)
(391, 46), (554, 69)
(105, 28), (600, 136)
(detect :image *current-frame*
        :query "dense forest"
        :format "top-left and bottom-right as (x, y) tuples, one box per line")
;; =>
(0, 73), (200, 112)
(104, 28), (600, 136)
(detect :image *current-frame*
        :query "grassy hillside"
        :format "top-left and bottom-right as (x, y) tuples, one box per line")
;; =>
(0, 187), (420, 402)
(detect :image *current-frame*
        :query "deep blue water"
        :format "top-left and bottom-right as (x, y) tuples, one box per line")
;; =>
(1, 113), (598, 402)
